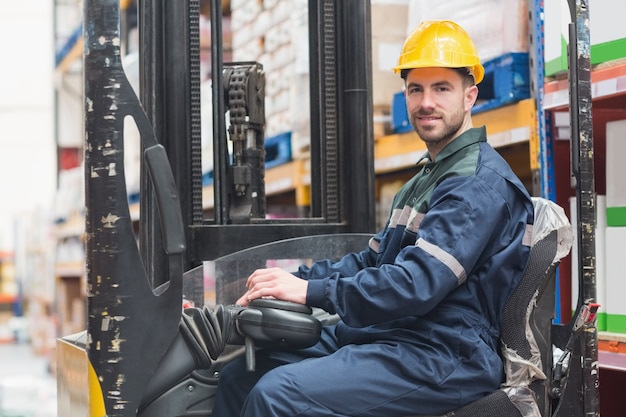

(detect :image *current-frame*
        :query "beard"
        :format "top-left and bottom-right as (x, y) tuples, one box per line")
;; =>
(409, 104), (465, 148)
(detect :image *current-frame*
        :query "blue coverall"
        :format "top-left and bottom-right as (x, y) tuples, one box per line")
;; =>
(212, 127), (534, 416)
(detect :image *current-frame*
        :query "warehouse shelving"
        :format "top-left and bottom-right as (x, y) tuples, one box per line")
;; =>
(541, 29), (626, 416)
(545, 61), (626, 111)
(196, 95), (538, 217)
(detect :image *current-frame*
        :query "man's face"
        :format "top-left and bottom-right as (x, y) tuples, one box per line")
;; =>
(404, 67), (478, 148)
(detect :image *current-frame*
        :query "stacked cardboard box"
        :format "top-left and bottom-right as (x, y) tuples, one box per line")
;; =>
(230, 0), (410, 157)
(406, 0), (529, 64)
(231, 0), (305, 142)
(371, 1), (411, 108)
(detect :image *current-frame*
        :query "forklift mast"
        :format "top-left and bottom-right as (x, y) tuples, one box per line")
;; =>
(135, 0), (377, 296)
(136, 0), (376, 289)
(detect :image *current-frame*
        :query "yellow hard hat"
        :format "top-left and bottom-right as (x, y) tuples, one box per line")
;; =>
(393, 20), (484, 85)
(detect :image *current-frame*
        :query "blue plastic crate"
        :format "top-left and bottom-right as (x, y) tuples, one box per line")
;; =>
(128, 192), (140, 205)
(391, 91), (413, 134)
(201, 132), (293, 185)
(264, 132), (292, 169)
(473, 52), (530, 114)
(390, 53), (530, 124)
(202, 170), (214, 186)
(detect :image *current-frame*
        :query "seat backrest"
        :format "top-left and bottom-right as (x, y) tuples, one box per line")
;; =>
(446, 198), (573, 417)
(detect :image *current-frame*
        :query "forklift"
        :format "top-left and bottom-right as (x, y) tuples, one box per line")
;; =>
(56, 0), (600, 416)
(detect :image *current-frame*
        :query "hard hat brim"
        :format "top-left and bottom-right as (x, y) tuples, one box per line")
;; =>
(393, 62), (485, 85)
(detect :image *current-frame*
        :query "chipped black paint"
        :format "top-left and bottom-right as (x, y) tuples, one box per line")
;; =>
(84, 0), (185, 415)
(567, 0), (599, 416)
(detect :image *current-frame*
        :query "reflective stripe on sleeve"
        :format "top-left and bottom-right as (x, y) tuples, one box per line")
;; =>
(389, 206), (425, 233)
(406, 211), (425, 233)
(416, 238), (468, 285)
(389, 207), (411, 228)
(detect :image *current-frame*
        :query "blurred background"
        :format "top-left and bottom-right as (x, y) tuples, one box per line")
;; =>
(0, 0), (58, 416)
(0, 0), (57, 337)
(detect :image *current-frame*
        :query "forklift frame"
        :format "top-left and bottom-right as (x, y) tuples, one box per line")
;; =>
(56, 0), (600, 416)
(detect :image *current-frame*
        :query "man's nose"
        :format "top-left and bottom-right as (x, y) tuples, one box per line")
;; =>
(420, 90), (436, 110)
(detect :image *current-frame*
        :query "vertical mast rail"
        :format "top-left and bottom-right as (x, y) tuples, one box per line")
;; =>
(567, 0), (599, 415)
(83, 0), (185, 414)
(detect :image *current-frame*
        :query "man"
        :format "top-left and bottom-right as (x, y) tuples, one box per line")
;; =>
(212, 20), (534, 416)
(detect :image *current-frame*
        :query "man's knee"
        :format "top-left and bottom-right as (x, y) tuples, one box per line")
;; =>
(243, 369), (297, 416)
(248, 370), (282, 400)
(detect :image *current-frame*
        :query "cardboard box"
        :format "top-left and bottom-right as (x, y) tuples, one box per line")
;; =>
(407, 0), (529, 63)
(371, 0), (410, 107)
(231, 0), (410, 145)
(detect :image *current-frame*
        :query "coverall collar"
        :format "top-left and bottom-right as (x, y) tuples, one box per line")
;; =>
(418, 126), (487, 164)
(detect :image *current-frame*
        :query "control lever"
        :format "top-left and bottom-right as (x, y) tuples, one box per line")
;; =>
(551, 302), (600, 398)
(181, 299), (322, 373)
(236, 299), (322, 371)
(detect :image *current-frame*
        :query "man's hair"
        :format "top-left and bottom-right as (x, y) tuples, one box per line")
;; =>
(400, 67), (476, 87)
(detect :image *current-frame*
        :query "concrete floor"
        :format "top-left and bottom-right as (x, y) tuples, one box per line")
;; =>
(0, 342), (57, 417)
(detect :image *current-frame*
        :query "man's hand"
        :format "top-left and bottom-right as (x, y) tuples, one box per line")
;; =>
(236, 267), (308, 307)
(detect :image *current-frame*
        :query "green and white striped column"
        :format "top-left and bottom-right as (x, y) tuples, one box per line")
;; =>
(605, 120), (626, 333)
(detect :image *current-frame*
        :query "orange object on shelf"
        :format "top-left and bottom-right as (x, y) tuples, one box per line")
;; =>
(0, 293), (17, 304)
(599, 337), (626, 354)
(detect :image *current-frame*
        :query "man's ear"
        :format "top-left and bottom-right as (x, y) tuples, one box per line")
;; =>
(465, 85), (479, 111)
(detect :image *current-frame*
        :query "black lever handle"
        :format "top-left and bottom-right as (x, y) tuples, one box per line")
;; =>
(144, 144), (186, 257)
(234, 299), (322, 371)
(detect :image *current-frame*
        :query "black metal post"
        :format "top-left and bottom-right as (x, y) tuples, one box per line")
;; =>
(567, 0), (599, 416)
(209, 0), (230, 225)
(308, 0), (340, 221)
(337, 0), (375, 233)
(84, 0), (185, 414)
(309, 0), (376, 232)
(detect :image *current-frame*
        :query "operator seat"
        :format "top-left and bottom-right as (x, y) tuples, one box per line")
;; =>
(410, 197), (573, 417)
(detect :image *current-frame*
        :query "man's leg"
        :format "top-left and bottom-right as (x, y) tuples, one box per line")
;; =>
(239, 340), (481, 417)
(211, 353), (266, 417)
(212, 326), (341, 417)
